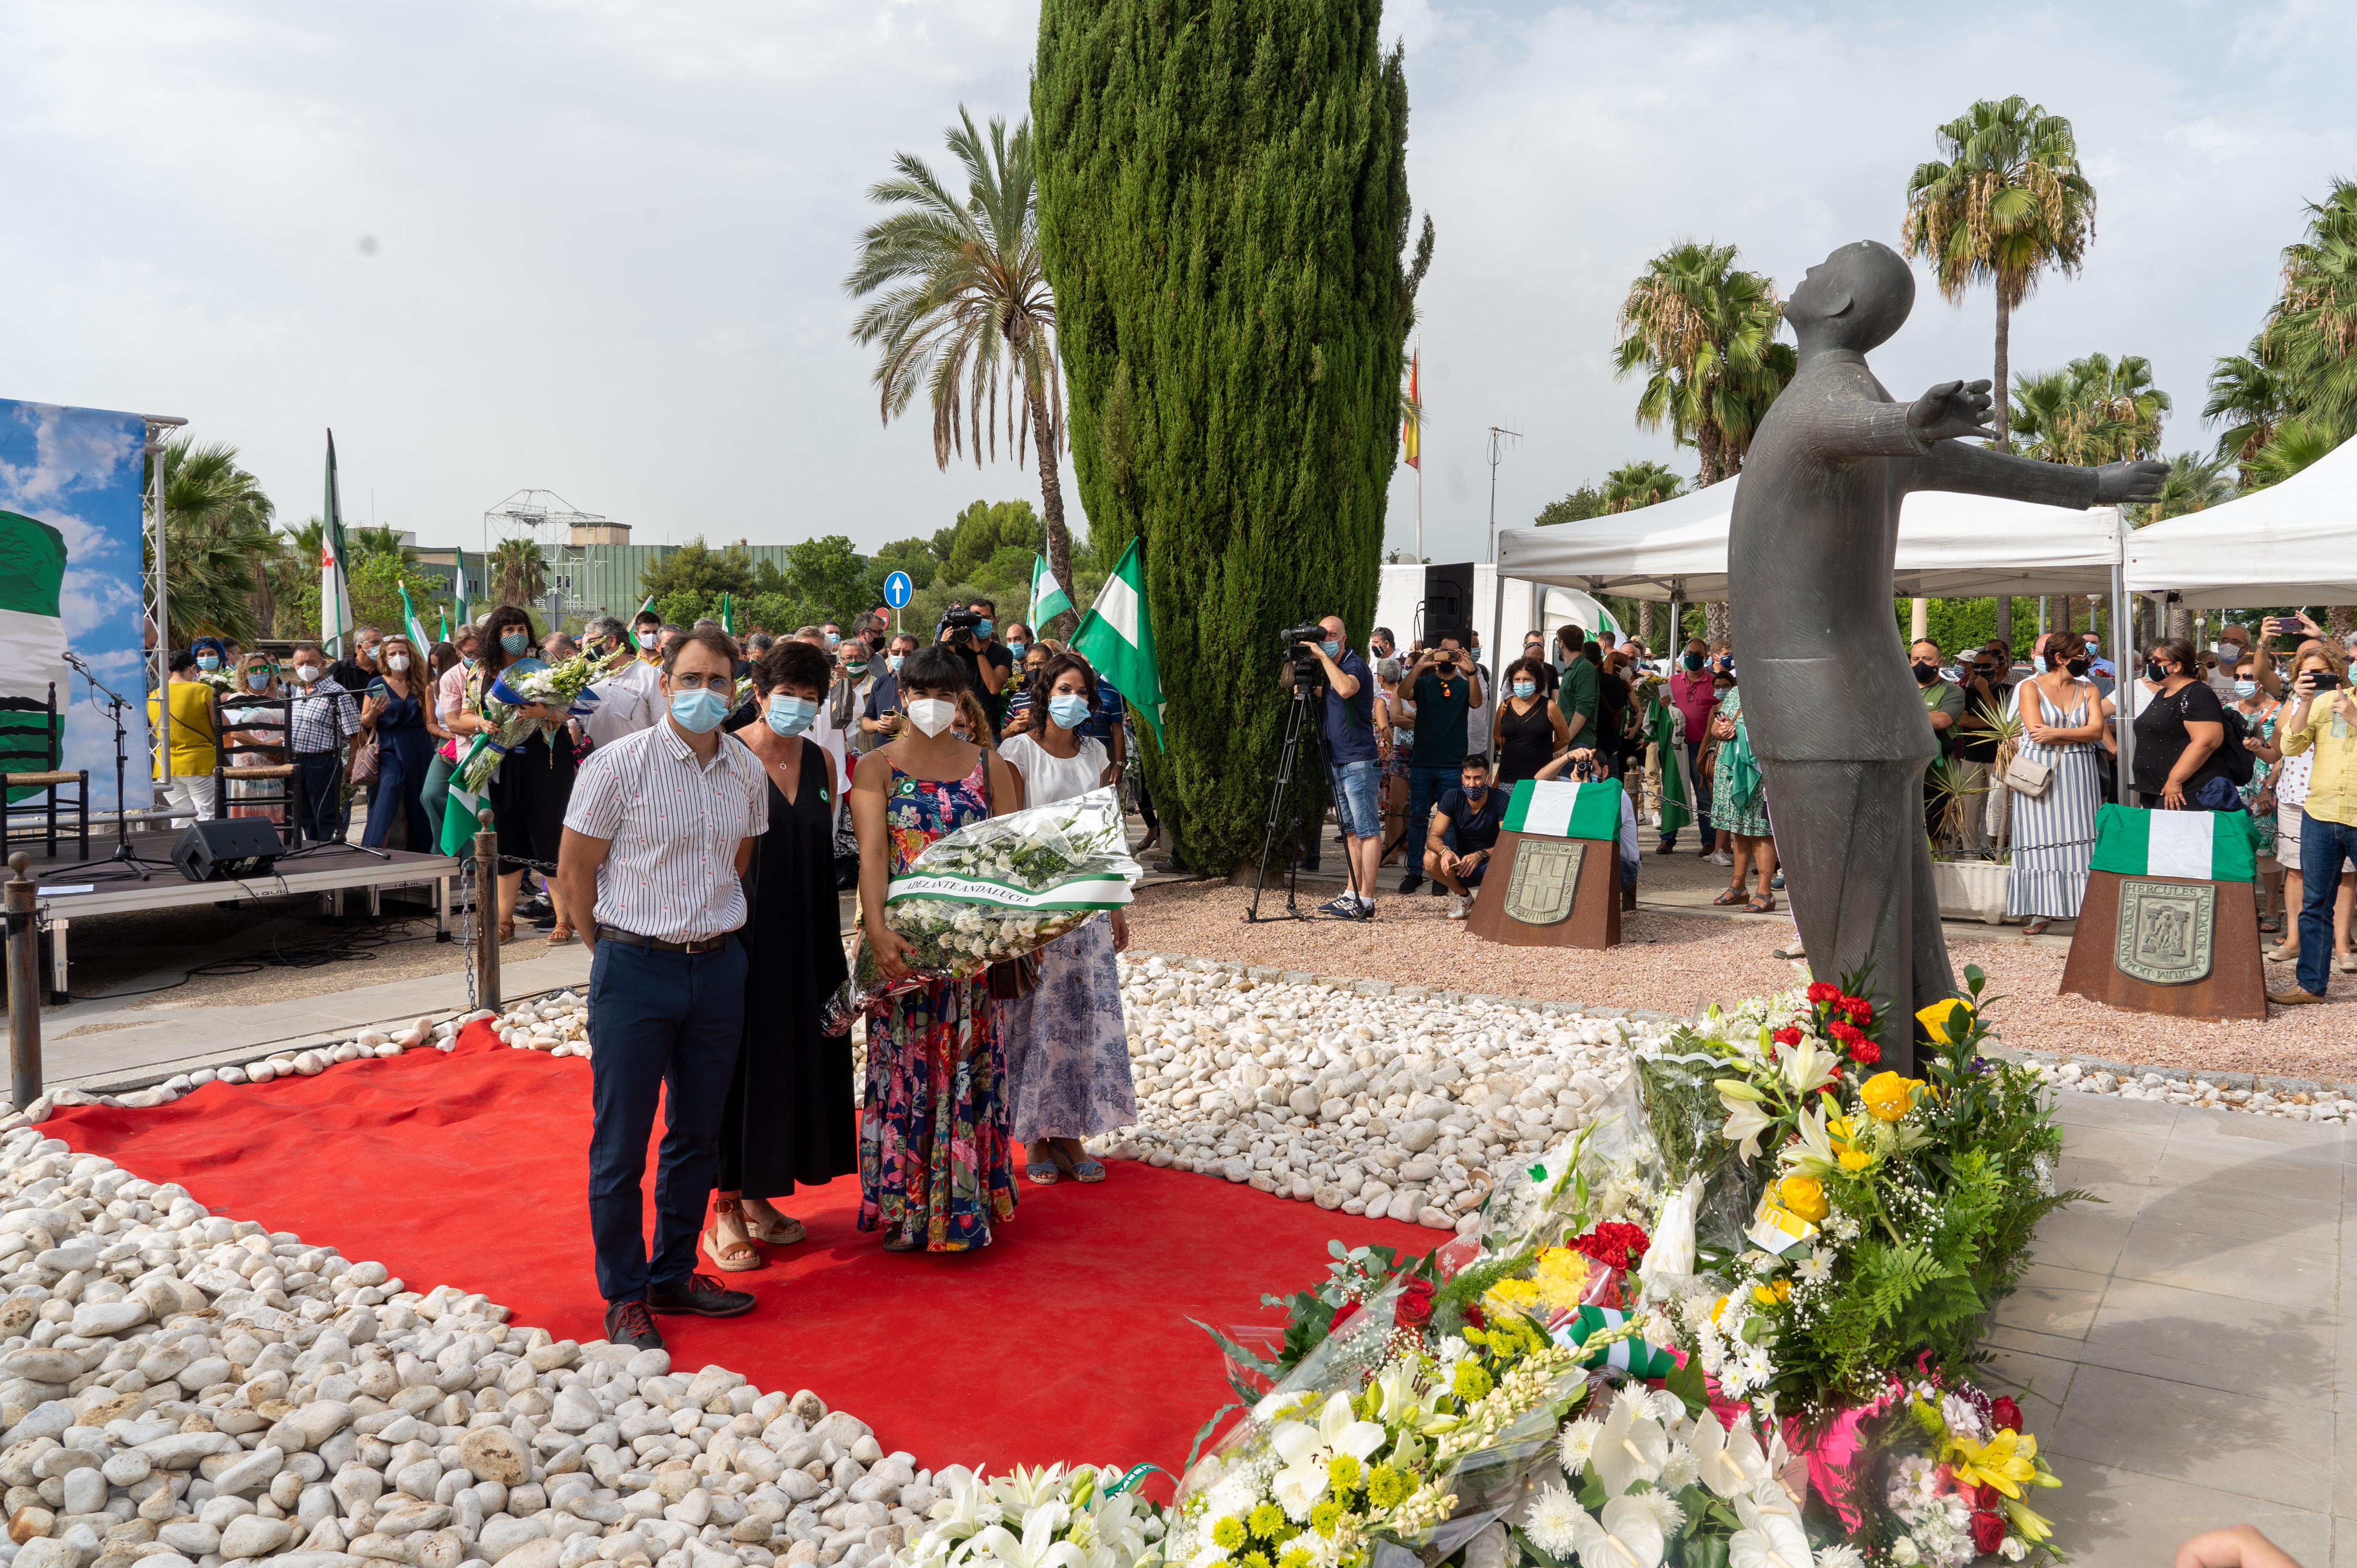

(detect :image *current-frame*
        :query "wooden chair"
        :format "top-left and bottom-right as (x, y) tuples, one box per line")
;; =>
(214, 693), (298, 847)
(0, 684), (89, 858)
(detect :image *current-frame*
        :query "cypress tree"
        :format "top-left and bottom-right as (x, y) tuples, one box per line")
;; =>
(1034, 0), (1428, 874)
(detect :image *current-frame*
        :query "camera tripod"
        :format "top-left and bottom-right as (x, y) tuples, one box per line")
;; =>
(1246, 679), (1365, 923)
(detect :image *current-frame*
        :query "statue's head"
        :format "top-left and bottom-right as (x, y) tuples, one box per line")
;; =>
(1786, 240), (1915, 352)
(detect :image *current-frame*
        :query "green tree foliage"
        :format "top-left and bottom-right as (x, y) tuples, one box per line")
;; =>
(1035, 0), (1425, 871)
(489, 537), (548, 608)
(281, 529), (447, 644)
(1901, 96), (2097, 452)
(639, 538), (754, 608)
(145, 437), (278, 647)
(1533, 486), (1607, 527)
(2206, 179), (2357, 492)
(1603, 459), (1685, 513)
(2008, 351), (2170, 465)
(783, 536), (870, 626)
(1614, 242), (1794, 485)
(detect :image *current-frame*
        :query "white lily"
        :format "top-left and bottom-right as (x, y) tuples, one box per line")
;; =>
(1777, 1037), (1840, 1096)
(990, 1465), (1073, 1512)
(1371, 1360), (1420, 1424)
(1728, 1493), (1812, 1568)
(1720, 1094), (1774, 1162)
(957, 1511), (1090, 1568)
(1691, 1413), (1772, 1499)
(928, 1467), (1003, 1534)
(1592, 1389), (1669, 1497)
(1269, 1392), (1386, 1519)
(1566, 1494), (1667, 1568)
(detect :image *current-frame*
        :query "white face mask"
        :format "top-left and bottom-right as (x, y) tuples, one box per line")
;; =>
(906, 697), (958, 737)
(386, 654), (410, 672)
(295, 664), (322, 684)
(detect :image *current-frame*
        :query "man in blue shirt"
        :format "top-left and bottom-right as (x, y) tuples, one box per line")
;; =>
(1426, 758), (1504, 918)
(1280, 615), (1380, 919)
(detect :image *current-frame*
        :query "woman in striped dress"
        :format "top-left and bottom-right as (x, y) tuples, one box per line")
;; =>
(2005, 632), (2113, 933)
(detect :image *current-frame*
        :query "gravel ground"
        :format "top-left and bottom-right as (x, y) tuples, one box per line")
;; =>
(1126, 881), (2357, 1085)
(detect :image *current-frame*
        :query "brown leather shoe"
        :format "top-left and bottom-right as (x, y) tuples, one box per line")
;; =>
(2268, 989), (2328, 1007)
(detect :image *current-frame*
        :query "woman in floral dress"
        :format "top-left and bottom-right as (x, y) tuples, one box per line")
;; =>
(849, 645), (1026, 1252)
(1705, 675), (1777, 912)
(2230, 653), (2284, 931)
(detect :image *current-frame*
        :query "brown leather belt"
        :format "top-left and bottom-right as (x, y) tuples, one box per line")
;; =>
(595, 926), (739, 955)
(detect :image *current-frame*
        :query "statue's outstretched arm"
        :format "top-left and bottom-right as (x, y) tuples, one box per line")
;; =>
(1915, 441), (2103, 509)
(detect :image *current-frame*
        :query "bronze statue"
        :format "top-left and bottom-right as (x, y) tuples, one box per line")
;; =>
(1729, 240), (2165, 1070)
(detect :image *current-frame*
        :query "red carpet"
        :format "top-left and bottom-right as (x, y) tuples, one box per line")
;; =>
(45, 1021), (1436, 1488)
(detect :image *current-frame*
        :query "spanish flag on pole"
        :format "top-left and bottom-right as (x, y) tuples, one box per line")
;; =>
(1402, 350), (1421, 470)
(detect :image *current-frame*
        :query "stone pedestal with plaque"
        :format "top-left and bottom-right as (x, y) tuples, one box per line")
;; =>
(2058, 804), (2266, 1021)
(1463, 780), (1624, 950)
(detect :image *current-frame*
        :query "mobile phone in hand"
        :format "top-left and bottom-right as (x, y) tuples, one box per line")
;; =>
(2314, 672), (2343, 691)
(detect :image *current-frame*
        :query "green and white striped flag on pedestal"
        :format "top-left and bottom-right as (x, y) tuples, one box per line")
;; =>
(0, 511), (68, 801)
(1502, 777), (1624, 841)
(2089, 802), (2259, 883)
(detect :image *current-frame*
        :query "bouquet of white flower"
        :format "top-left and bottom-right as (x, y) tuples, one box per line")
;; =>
(455, 656), (602, 793)
(822, 787), (1140, 1032)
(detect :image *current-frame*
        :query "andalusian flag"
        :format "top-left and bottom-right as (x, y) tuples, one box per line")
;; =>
(1029, 553), (1072, 627)
(1503, 777), (1624, 841)
(2090, 803), (2258, 883)
(1552, 1306), (1678, 1379)
(718, 592), (735, 635)
(451, 551), (470, 631)
(320, 431), (353, 658)
(397, 577), (430, 653)
(440, 736), (493, 857)
(1070, 538), (1164, 747)
(439, 611), (451, 645)
(0, 511), (68, 803)
(1402, 350), (1421, 470)
(1648, 699), (1692, 834)
(626, 592), (656, 650)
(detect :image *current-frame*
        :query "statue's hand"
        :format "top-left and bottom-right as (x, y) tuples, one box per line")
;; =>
(2094, 459), (2171, 504)
(1906, 380), (1997, 444)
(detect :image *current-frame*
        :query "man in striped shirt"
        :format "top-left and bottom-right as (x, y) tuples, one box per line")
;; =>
(556, 626), (768, 1351)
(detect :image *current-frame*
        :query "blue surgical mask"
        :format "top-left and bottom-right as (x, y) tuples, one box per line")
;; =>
(197, 655), (220, 672)
(1512, 680), (1536, 698)
(887, 654), (904, 672)
(1320, 640), (1341, 658)
(1008, 640), (1028, 660)
(245, 671), (270, 691)
(500, 632), (529, 655)
(669, 687), (730, 734)
(1048, 693), (1091, 729)
(766, 693), (818, 737)
(2235, 679), (2258, 698)
(975, 619), (995, 639)
(823, 632), (840, 650)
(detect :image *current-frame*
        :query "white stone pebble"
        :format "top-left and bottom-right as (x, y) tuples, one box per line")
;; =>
(2039, 1055), (2357, 1124)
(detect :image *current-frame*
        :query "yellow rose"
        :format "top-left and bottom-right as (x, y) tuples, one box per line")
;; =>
(1837, 1148), (1875, 1171)
(1860, 1070), (1921, 1122)
(1915, 997), (1972, 1044)
(1777, 1174), (1828, 1222)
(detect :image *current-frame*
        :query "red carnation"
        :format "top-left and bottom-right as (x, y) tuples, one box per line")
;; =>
(1827, 1020), (1859, 1043)
(1843, 999), (1873, 1023)
(1847, 1038), (1881, 1067)
(1806, 981), (1839, 1004)
(1395, 1277), (1436, 1328)
(1971, 1511), (2007, 1555)
(1328, 1298), (1362, 1333)
(1989, 1396), (2022, 1433)
(1571, 1221), (1652, 1272)
(1772, 1025), (1803, 1048)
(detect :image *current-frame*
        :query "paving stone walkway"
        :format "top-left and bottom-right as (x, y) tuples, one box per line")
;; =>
(1992, 1089), (2354, 1564)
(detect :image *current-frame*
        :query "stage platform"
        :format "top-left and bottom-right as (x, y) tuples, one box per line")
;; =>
(13, 831), (461, 998)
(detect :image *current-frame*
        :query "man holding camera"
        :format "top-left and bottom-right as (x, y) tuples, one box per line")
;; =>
(1279, 616), (1381, 920)
(1395, 636), (1474, 896)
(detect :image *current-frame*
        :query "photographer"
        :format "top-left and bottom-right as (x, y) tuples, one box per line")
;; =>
(1394, 635), (1473, 896)
(969, 598), (1015, 729)
(935, 607), (1006, 737)
(1279, 615), (1381, 920)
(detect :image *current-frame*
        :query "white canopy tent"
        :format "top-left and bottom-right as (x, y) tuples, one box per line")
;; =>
(2124, 434), (2357, 607)
(1493, 478), (2130, 602)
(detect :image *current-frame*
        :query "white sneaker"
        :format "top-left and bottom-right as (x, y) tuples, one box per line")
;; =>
(1448, 894), (1471, 920)
(1709, 851), (1734, 866)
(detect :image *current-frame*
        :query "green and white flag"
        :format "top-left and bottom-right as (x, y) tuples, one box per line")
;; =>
(0, 511), (68, 801)
(397, 577), (430, 653)
(1649, 700), (1692, 835)
(1071, 538), (1165, 747)
(1029, 553), (1072, 627)
(1553, 1305), (1678, 1379)
(627, 592), (656, 650)
(439, 610), (451, 645)
(320, 430), (353, 659)
(440, 735), (494, 857)
(451, 551), (471, 632)
(1503, 777), (1624, 841)
(2090, 802), (2258, 883)
(718, 592), (735, 635)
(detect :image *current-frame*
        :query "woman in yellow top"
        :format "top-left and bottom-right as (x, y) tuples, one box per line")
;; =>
(148, 648), (221, 827)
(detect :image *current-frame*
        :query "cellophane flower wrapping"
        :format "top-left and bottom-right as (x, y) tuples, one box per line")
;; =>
(822, 787), (1140, 1034)
(1634, 1045), (1767, 1266)
(456, 655), (602, 793)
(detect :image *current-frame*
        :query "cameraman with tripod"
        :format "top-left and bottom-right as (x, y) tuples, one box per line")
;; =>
(1277, 616), (1381, 920)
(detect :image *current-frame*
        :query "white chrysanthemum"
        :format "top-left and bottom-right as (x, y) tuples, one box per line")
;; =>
(1434, 1334), (1473, 1366)
(1524, 1484), (1586, 1559)
(1738, 1345), (1775, 1387)
(1657, 1443), (1699, 1493)
(1814, 1547), (1867, 1568)
(1888, 1537), (1921, 1566)
(1558, 1418), (1603, 1472)
(1794, 1248), (1834, 1286)
(1636, 1488), (1685, 1533)
(1941, 1393), (1989, 1444)
(1680, 1294), (1717, 1332)
(1718, 1359), (1754, 1398)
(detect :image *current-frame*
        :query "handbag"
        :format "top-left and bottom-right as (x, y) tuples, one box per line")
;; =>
(2000, 753), (2052, 798)
(979, 752), (1039, 1001)
(347, 725), (381, 787)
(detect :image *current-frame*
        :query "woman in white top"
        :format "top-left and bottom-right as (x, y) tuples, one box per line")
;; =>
(2004, 632), (2113, 934)
(996, 651), (1136, 1186)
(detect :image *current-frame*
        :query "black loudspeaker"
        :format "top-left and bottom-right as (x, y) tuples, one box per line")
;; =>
(172, 818), (282, 883)
(1422, 562), (1476, 648)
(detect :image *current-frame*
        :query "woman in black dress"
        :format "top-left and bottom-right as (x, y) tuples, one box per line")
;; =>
(1494, 656), (1570, 788)
(2132, 637), (2238, 812)
(704, 638), (853, 1271)
(450, 605), (578, 943)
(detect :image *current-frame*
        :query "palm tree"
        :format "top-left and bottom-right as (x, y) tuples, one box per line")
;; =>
(2203, 341), (2291, 485)
(847, 109), (1073, 635)
(2257, 180), (2357, 449)
(1602, 460), (1685, 513)
(1614, 242), (1795, 487)
(349, 525), (417, 564)
(489, 537), (548, 608)
(2010, 353), (2170, 466)
(2152, 450), (2236, 520)
(2243, 415), (2341, 489)
(1901, 97), (2098, 452)
(144, 437), (278, 646)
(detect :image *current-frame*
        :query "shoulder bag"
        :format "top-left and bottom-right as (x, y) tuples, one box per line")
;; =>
(979, 749), (1040, 1002)
(2000, 684), (2051, 797)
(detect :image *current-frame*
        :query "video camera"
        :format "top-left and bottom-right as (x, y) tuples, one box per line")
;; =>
(1281, 625), (1328, 688)
(938, 607), (982, 644)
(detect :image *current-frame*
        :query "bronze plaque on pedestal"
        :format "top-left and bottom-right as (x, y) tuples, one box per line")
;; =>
(1502, 839), (1584, 926)
(2114, 879), (2214, 985)
(2061, 870), (2263, 1021)
(1463, 830), (1620, 949)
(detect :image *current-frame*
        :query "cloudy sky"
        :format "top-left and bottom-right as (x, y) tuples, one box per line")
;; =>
(3, 0), (2351, 569)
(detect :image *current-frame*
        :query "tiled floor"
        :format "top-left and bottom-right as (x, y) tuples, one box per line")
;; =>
(1988, 1090), (2356, 1564)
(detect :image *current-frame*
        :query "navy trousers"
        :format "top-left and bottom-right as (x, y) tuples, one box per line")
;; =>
(293, 754), (343, 843)
(586, 935), (748, 1303)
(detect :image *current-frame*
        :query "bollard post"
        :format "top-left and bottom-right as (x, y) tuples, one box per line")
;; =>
(5, 854), (40, 1111)
(474, 812), (501, 1013)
